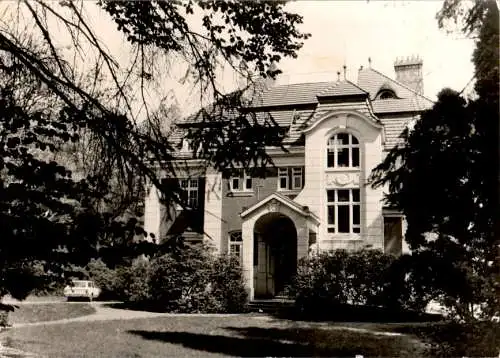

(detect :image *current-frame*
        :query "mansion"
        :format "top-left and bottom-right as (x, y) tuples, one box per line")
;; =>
(144, 57), (433, 300)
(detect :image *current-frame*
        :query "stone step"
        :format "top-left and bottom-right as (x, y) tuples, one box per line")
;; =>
(247, 298), (295, 313)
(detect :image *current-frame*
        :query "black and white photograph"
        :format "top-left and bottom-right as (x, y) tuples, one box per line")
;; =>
(0, 0), (498, 357)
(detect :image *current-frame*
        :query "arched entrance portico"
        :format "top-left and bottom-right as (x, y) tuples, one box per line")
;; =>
(240, 193), (319, 300)
(254, 213), (297, 298)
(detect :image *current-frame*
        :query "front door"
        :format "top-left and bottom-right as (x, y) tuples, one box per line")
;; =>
(253, 215), (297, 299)
(254, 234), (274, 298)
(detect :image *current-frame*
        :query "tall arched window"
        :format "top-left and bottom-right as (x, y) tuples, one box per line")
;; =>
(327, 133), (360, 168)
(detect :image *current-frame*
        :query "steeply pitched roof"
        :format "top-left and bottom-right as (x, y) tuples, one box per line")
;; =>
(379, 117), (410, 149)
(252, 81), (335, 108)
(317, 80), (368, 98)
(372, 97), (432, 114)
(169, 65), (435, 156)
(357, 67), (433, 115)
(357, 67), (433, 102)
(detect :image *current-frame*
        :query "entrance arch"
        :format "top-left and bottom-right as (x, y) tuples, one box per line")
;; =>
(253, 213), (297, 298)
(240, 193), (319, 300)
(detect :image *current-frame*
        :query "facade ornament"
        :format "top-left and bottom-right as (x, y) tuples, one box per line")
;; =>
(268, 199), (280, 213)
(325, 172), (360, 188)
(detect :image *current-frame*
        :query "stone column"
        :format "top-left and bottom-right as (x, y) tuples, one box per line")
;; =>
(203, 171), (223, 253)
(296, 221), (309, 260)
(144, 182), (161, 242)
(241, 219), (255, 300)
(402, 216), (411, 254)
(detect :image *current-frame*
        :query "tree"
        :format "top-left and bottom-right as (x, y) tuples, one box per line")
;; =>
(0, 1), (309, 299)
(369, 0), (498, 321)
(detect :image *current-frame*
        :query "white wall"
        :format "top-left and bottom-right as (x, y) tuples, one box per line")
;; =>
(143, 182), (161, 242)
(203, 169), (223, 253)
(294, 110), (385, 251)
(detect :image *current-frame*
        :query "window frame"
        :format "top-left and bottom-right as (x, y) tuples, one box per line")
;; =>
(229, 172), (253, 192)
(292, 167), (303, 190)
(180, 178), (199, 209)
(326, 133), (360, 169)
(228, 231), (243, 263)
(326, 188), (361, 234)
(376, 89), (397, 100)
(277, 167), (289, 191)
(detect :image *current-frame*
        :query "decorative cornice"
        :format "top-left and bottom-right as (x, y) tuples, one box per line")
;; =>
(302, 110), (383, 134)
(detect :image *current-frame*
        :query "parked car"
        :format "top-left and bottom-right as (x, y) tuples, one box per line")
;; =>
(64, 280), (101, 301)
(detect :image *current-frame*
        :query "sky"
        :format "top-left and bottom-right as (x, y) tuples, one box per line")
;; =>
(4, 1), (476, 118)
(275, 1), (476, 99)
(80, 1), (477, 116)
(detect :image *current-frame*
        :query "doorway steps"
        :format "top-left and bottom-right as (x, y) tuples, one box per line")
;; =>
(247, 297), (295, 314)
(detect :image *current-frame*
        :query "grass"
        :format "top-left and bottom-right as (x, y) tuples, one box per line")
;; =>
(7, 303), (96, 325)
(0, 315), (426, 357)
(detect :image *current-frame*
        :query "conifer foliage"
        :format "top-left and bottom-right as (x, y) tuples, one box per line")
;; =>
(370, 0), (499, 320)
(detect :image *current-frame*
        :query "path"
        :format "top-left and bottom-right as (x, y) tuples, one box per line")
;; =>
(10, 302), (242, 328)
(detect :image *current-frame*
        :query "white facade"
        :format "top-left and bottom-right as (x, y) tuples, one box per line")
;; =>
(144, 62), (434, 300)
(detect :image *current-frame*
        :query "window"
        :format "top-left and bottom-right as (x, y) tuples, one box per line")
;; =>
(327, 133), (360, 168)
(278, 168), (289, 191)
(327, 189), (361, 234)
(229, 231), (243, 263)
(230, 172), (252, 192)
(376, 89), (396, 100)
(292, 168), (303, 190)
(180, 178), (199, 208)
(277, 167), (303, 191)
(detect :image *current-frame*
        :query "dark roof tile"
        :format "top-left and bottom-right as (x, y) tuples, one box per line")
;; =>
(317, 80), (368, 98)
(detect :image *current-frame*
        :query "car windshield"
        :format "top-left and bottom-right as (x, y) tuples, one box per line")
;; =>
(72, 281), (88, 288)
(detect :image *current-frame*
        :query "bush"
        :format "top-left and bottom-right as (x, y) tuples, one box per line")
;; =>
(119, 257), (151, 304)
(403, 321), (500, 357)
(85, 245), (247, 313)
(210, 255), (248, 313)
(117, 245), (248, 313)
(86, 259), (123, 300)
(147, 245), (214, 312)
(289, 249), (433, 316)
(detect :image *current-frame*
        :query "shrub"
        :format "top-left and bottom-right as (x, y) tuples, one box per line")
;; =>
(119, 257), (151, 304)
(118, 245), (248, 313)
(289, 249), (433, 316)
(403, 321), (500, 357)
(86, 259), (121, 300)
(210, 255), (248, 313)
(147, 244), (214, 312)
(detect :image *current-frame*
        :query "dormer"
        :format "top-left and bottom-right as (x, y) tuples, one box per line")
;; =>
(375, 83), (398, 100)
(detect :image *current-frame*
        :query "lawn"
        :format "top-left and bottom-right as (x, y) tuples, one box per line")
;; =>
(0, 315), (426, 357)
(7, 303), (96, 325)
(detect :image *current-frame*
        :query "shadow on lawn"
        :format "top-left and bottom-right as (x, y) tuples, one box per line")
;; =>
(270, 303), (443, 323)
(129, 326), (419, 357)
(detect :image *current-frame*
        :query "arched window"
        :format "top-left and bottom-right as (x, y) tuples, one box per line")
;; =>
(376, 89), (396, 100)
(327, 133), (360, 168)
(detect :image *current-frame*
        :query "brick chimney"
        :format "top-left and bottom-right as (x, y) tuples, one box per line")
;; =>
(394, 55), (423, 95)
